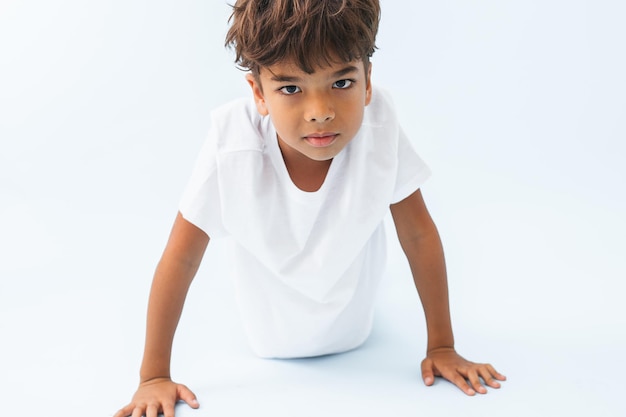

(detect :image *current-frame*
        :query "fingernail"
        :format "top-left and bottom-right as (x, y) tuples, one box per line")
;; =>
(468, 389), (476, 395)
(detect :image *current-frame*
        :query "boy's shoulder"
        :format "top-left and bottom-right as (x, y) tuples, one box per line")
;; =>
(211, 95), (259, 126)
(363, 85), (398, 128)
(208, 95), (267, 152)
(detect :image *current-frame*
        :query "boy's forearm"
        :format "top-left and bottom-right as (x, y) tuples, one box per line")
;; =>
(139, 213), (209, 382)
(139, 260), (195, 381)
(390, 192), (455, 352)
(403, 227), (455, 351)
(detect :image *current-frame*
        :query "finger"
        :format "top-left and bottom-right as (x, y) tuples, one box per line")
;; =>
(478, 366), (502, 389)
(131, 405), (145, 417)
(163, 403), (176, 417)
(467, 369), (487, 394)
(177, 384), (200, 409)
(444, 371), (475, 396)
(114, 404), (134, 417)
(420, 358), (436, 386)
(486, 364), (507, 381)
(146, 403), (159, 417)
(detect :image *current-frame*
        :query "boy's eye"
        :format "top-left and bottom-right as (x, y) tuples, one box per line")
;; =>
(279, 85), (301, 95)
(333, 79), (353, 89)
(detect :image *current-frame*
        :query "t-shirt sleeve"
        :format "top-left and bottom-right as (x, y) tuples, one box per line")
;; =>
(391, 126), (432, 204)
(178, 125), (228, 238)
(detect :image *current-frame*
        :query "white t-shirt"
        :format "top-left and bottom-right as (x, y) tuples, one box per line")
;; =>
(179, 87), (431, 358)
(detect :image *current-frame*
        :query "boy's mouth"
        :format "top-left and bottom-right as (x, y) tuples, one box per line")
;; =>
(304, 132), (338, 148)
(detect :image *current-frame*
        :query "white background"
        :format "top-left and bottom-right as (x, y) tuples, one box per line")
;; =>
(1, 1), (625, 416)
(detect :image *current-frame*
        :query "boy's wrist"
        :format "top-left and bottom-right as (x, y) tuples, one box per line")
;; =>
(139, 375), (172, 384)
(140, 364), (171, 383)
(426, 345), (455, 355)
(140, 353), (172, 382)
(426, 333), (455, 353)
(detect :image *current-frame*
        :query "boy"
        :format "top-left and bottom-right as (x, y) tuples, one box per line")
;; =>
(116, 1), (505, 416)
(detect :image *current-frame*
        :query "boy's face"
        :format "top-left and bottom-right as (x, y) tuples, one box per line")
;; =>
(246, 59), (372, 163)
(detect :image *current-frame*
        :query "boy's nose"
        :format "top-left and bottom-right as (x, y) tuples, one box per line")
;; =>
(305, 95), (335, 123)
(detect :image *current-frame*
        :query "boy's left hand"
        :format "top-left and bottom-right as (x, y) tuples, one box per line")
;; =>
(421, 347), (506, 395)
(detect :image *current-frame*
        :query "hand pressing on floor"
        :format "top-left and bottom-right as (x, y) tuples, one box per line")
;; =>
(421, 347), (506, 396)
(114, 377), (199, 417)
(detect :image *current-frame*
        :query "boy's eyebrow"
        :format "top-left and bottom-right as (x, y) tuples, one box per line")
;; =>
(331, 65), (359, 78)
(269, 65), (359, 83)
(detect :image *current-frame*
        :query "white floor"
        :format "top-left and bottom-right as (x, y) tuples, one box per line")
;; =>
(1, 1), (625, 416)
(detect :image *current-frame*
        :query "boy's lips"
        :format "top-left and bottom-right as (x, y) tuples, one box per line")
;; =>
(303, 132), (338, 147)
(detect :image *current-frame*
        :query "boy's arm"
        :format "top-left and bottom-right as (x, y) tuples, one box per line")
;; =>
(390, 189), (505, 396)
(115, 212), (209, 417)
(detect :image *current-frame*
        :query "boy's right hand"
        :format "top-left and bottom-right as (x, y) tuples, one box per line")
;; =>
(114, 377), (199, 417)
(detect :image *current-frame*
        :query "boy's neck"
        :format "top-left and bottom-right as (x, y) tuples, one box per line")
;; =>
(277, 136), (332, 192)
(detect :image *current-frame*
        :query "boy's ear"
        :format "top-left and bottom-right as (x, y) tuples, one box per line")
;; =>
(246, 73), (269, 116)
(365, 63), (373, 106)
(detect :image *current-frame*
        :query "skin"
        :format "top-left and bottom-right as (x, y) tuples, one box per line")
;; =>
(115, 58), (505, 417)
(245, 59), (372, 192)
(115, 212), (207, 417)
